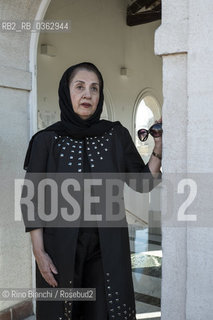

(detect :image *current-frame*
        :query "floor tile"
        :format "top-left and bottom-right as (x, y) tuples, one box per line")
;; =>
(135, 300), (161, 313)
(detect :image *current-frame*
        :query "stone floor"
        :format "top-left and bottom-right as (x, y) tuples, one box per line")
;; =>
(24, 315), (160, 320)
(24, 314), (160, 320)
(129, 225), (162, 320)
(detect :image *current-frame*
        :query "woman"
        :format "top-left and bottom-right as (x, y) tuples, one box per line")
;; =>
(22, 62), (162, 320)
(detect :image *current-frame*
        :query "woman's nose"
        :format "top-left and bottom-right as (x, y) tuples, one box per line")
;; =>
(83, 87), (92, 98)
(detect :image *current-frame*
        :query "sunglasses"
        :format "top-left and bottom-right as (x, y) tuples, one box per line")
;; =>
(137, 122), (163, 142)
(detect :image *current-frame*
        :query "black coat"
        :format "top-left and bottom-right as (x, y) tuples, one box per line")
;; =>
(22, 124), (153, 320)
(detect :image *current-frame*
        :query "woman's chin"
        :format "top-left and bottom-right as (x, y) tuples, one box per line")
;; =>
(77, 112), (92, 120)
(74, 107), (96, 120)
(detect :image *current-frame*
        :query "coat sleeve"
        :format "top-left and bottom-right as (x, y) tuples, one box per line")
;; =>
(121, 126), (161, 192)
(21, 133), (49, 232)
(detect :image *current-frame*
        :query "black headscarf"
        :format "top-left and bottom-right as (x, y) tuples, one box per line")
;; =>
(23, 62), (121, 170)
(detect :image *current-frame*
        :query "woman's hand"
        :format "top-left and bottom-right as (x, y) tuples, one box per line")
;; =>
(147, 116), (162, 176)
(34, 249), (58, 287)
(153, 117), (162, 154)
(30, 228), (58, 287)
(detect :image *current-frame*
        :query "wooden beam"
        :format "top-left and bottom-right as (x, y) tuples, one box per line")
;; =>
(145, 0), (159, 9)
(127, 0), (148, 15)
(153, 3), (161, 11)
(127, 10), (161, 26)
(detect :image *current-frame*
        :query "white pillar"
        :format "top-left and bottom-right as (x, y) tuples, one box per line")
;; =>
(186, 0), (213, 319)
(0, 0), (48, 313)
(155, 0), (213, 319)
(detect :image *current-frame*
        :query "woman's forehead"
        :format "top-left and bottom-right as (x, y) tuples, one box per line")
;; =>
(70, 70), (100, 86)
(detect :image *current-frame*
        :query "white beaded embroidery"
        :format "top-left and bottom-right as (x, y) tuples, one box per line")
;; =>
(55, 127), (114, 169)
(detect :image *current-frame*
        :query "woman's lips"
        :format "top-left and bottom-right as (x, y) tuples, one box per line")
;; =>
(80, 103), (92, 108)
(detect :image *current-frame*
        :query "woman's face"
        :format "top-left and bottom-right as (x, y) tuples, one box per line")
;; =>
(69, 69), (100, 120)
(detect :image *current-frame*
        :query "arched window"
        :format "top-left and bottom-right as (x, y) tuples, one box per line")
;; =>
(134, 92), (161, 164)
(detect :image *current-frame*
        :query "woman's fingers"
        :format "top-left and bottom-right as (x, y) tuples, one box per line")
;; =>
(41, 268), (58, 287)
(49, 262), (58, 274)
(47, 257), (58, 287)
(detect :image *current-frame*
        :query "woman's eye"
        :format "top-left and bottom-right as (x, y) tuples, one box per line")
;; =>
(76, 85), (83, 90)
(91, 86), (98, 92)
